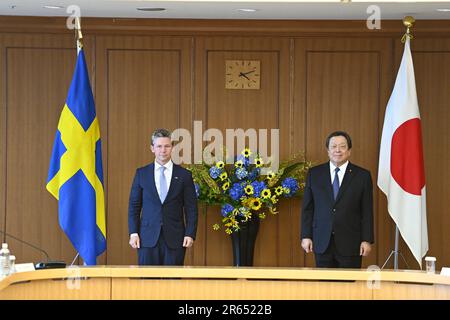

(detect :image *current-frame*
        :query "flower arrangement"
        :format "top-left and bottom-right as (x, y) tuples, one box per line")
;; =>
(187, 148), (312, 234)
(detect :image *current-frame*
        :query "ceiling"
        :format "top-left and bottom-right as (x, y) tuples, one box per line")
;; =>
(1, 1), (450, 20)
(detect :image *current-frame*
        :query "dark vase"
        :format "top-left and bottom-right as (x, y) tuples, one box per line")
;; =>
(230, 215), (260, 266)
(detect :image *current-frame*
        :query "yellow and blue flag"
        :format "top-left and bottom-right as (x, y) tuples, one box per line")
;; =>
(46, 47), (106, 265)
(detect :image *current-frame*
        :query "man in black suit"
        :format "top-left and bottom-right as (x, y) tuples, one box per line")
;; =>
(301, 131), (374, 268)
(128, 128), (198, 265)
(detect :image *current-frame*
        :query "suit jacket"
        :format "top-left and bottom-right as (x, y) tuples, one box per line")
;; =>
(301, 161), (374, 256)
(128, 162), (198, 249)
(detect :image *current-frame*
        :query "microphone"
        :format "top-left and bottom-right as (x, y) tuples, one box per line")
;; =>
(0, 229), (66, 269)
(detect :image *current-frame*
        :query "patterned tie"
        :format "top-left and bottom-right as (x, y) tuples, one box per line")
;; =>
(332, 167), (340, 200)
(159, 166), (168, 203)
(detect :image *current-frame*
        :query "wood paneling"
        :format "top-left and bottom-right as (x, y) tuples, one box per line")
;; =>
(0, 18), (449, 271)
(195, 37), (291, 266)
(3, 267), (450, 300)
(294, 38), (393, 268)
(2, 34), (95, 264)
(1, 17), (450, 37)
(96, 36), (193, 265)
(0, 36), (5, 242)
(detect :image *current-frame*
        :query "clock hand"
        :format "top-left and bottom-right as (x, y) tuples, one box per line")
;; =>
(242, 70), (255, 76)
(239, 72), (250, 80)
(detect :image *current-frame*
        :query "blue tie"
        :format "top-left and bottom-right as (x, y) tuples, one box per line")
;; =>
(332, 167), (340, 200)
(159, 166), (168, 203)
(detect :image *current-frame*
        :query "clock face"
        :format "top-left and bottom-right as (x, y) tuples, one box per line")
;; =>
(225, 60), (261, 90)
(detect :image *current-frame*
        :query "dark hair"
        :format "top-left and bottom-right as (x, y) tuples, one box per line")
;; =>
(325, 131), (352, 149)
(151, 128), (172, 146)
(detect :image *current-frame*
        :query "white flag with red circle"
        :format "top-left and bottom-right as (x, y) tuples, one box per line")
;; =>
(378, 38), (428, 267)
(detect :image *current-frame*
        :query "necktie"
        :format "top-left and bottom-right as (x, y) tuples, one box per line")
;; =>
(159, 166), (168, 203)
(332, 167), (340, 200)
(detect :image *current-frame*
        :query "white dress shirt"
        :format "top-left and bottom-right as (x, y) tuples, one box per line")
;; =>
(329, 161), (349, 186)
(130, 160), (173, 239)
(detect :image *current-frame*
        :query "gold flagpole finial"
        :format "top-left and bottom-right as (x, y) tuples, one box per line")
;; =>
(75, 16), (83, 51)
(401, 16), (415, 43)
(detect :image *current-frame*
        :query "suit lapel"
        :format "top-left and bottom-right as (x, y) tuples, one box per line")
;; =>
(321, 163), (335, 203)
(143, 163), (159, 201)
(335, 162), (355, 203)
(164, 164), (179, 203)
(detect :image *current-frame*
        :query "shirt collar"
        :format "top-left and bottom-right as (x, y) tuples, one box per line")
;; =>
(155, 159), (173, 172)
(329, 160), (349, 173)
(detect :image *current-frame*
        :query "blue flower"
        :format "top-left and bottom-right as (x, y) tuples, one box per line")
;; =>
(282, 177), (299, 197)
(229, 183), (245, 201)
(194, 183), (200, 198)
(251, 180), (267, 198)
(237, 154), (250, 167)
(248, 168), (260, 181)
(209, 166), (222, 179)
(235, 168), (248, 180)
(221, 203), (234, 217)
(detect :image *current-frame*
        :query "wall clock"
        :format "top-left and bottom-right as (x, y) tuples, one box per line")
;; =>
(225, 60), (260, 90)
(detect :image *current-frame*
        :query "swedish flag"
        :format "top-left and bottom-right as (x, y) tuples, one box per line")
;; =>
(46, 47), (106, 265)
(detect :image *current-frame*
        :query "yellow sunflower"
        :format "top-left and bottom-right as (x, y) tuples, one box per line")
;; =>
(275, 186), (284, 196)
(241, 148), (252, 158)
(261, 188), (271, 199)
(266, 171), (275, 180)
(219, 172), (228, 181)
(250, 198), (262, 211)
(222, 181), (230, 191)
(244, 185), (254, 195)
(215, 161), (225, 169)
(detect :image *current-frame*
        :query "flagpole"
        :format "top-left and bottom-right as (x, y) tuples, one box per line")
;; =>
(71, 17), (83, 267)
(394, 226), (399, 269)
(381, 16), (415, 271)
(75, 16), (83, 53)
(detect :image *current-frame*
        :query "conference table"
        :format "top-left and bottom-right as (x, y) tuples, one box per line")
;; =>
(1, 266), (449, 300)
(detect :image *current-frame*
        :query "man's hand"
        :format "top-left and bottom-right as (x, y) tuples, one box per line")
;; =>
(129, 234), (140, 249)
(360, 241), (372, 256)
(301, 238), (313, 253)
(183, 236), (194, 248)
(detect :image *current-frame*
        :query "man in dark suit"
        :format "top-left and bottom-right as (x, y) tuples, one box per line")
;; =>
(128, 128), (198, 265)
(301, 131), (374, 268)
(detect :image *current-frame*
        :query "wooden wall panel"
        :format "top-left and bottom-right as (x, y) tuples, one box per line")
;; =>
(96, 36), (193, 265)
(195, 37), (291, 267)
(294, 38), (393, 268)
(0, 36), (5, 242)
(0, 18), (448, 270)
(2, 34), (95, 264)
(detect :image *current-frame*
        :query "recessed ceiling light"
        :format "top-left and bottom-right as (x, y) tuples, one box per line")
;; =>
(437, 9), (450, 12)
(43, 5), (63, 9)
(137, 7), (166, 12)
(237, 9), (258, 13)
